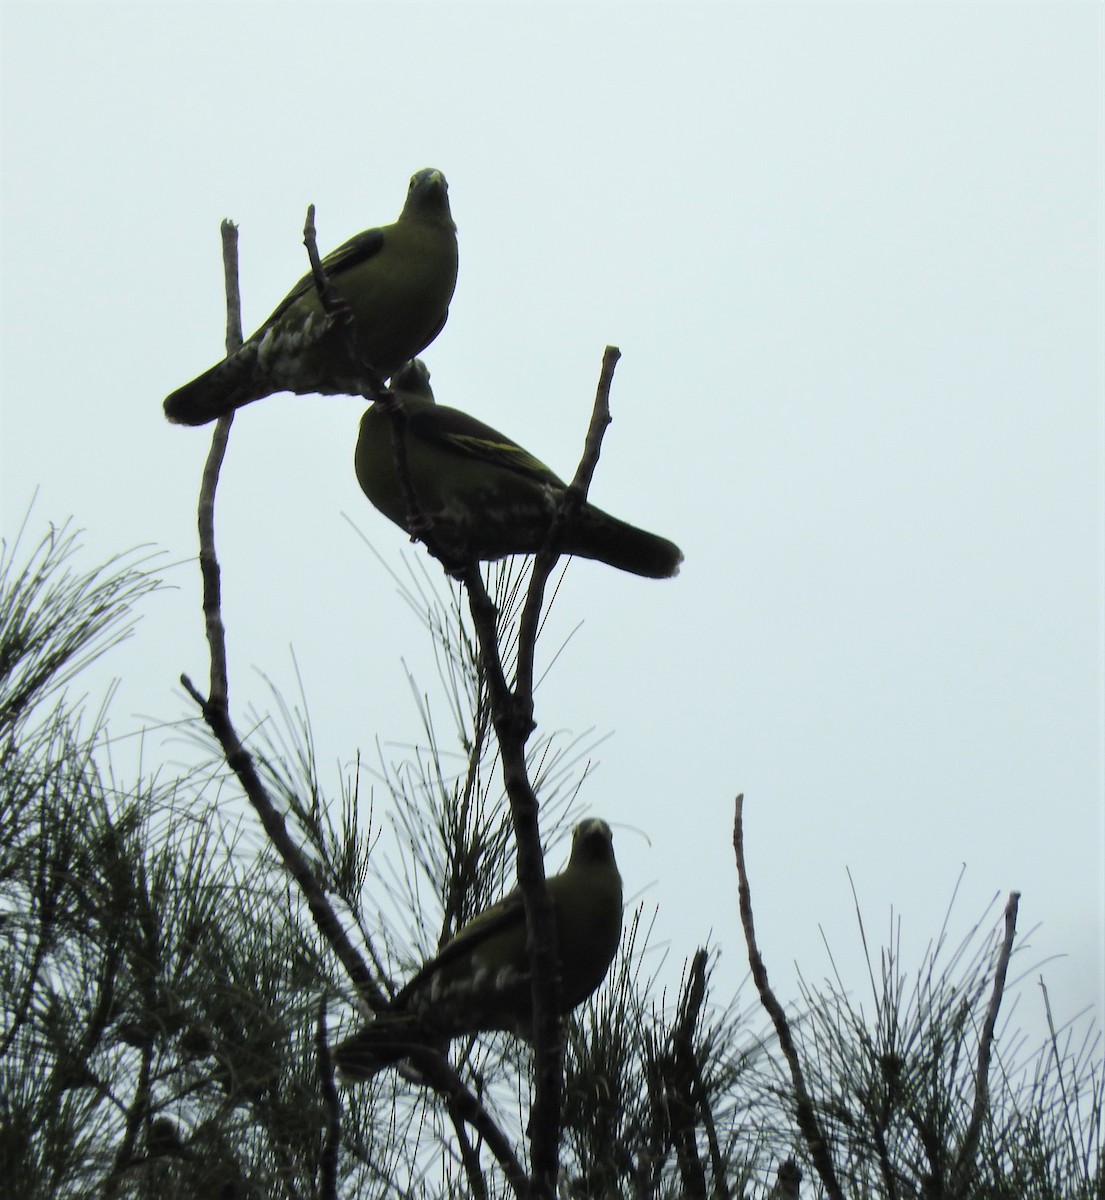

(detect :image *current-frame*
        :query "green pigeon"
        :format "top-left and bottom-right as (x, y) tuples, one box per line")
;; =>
(163, 169), (458, 425)
(334, 818), (624, 1081)
(355, 361), (684, 578)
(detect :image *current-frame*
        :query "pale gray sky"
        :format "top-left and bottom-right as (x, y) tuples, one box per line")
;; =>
(2, 2), (1102, 1061)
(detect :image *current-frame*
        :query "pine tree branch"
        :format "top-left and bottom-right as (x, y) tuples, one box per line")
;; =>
(733, 794), (845, 1200)
(1039, 976), (1081, 1170)
(302, 204), (386, 399)
(180, 679), (385, 1012)
(459, 347), (620, 1199)
(195, 220), (241, 706)
(462, 561), (563, 1197)
(514, 345), (617, 705)
(679, 950), (731, 1200)
(101, 1036), (154, 1200)
(221, 219), (243, 354)
(448, 1097), (490, 1200)
(951, 890), (1020, 1192)
(182, 219), (380, 1004)
(315, 1000), (340, 1200)
(410, 1049), (527, 1194)
(654, 947), (730, 1199)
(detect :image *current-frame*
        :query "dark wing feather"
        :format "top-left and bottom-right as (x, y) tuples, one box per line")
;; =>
(263, 227), (387, 326)
(395, 888), (525, 1005)
(407, 405), (565, 486)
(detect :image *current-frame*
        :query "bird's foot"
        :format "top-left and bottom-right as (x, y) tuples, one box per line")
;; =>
(324, 297), (355, 328)
(406, 511), (436, 539)
(376, 387), (405, 414)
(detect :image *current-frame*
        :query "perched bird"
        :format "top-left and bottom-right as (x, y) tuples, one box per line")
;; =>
(164, 168), (458, 425)
(355, 360), (684, 578)
(335, 818), (624, 1081)
(145, 1116), (186, 1160)
(768, 1159), (803, 1200)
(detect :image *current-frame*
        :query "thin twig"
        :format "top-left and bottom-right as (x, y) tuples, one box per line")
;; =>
(515, 345), (618, 705)
(196, 222), (241, 704)
(303, 206), (345, 324)
(378, 392), (461, 573)
(679, 952), (731, 1199)
(197, 417), (232, 705)
(181, 672), (384, 1007)
(315, 1000), (340, 1200)
(463, 566), (514, 711)
(100, 1031), (154, 1200)
(411, 1048), (527, 1194)
(502, 730), (561, 1198)
(302, 204), (386, 398)
(952, 890), (1020, 1189)
(668, 949), (710, 1199)
(733, 795), (845, 1200)
(221, 219), (242, 353)
(448, 1098), (489, 1200)
(1039, 976), (1080, 1164)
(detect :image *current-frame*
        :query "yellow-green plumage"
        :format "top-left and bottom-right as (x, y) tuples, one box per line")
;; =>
(334, 819), (624, 1081)
(355, 360), (684, 578)
(164, 169), (458, 425)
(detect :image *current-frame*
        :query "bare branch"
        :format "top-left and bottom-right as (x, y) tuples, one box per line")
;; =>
(183, 221), (381, 1007)
(448, 1097), (490, 1200)
(195, 220), (242, 705)
(1039, 976), (1082, 1167)
(733, 794), (844, 1200)
(197, 418), (232, 705)
(181, 671), (384, 1008)
(454, 348), (621, 1197)
(302, 204), (386, 399)
(463, 558), (559, 1194)
(220, 218), (242, 354)
(516, 345), (619, 705)
(679, 951), (731, 1199)
(567, 345), (618, 494)
(405, 1048), (527, 1195)
(315, 1000), (340, 1200)
(100, 1027), (154, 1199)
(952, 890), (1020, 1189)
(667, 950), (710, 1199)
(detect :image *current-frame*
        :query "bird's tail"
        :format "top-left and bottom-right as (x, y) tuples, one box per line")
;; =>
(163, 342), (271, 425)
(332, 1015), (440, 1082)
(564, 505), (684, 579)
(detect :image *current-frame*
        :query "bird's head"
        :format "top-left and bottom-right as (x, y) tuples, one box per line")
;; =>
(390, 358), (435, 404)
(568, 819), (616, 868)
(401, 167), (455, 229)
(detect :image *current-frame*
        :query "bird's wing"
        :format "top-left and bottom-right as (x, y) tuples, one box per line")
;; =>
(407, 405), (566, 487)
(396, 887), (526, 1004)
(263, 226), (388, 326)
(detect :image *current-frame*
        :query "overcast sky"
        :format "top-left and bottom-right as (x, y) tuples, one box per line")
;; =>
(2, 2), (1102, 1065)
